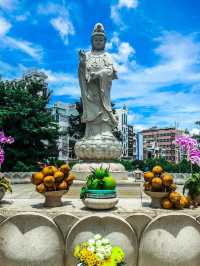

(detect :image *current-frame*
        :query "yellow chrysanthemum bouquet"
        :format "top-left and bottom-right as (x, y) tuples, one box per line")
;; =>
(73, 234), (125, 266)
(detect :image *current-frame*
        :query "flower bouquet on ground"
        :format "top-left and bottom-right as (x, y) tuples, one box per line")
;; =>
(74, 234), (125, 266)
(80, 166), (118, 210)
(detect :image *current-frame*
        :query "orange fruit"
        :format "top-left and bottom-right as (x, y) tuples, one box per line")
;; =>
(180, 196), (190, 208)
(46, 186), (56, 191)
(36, 183), (46, 193)
(42, 166), (57, 176)
(31, 172), (44, 185)
(54, 171), (64, 183)
(144, 171), (154, 182)
(44, 175), (55, 187)
(162, 198), (173, 209)
(144, 182), (151, 191)
(57, 180), (68, 190)
(66, 173), (76, 182)
(169, 183), (177, 191)
(60, 164), (71, 174)
(162, 173), (173, 186)
(152, 165), (163, 174)
(151, 177), (162, 189)
(169, 191), (181, 203)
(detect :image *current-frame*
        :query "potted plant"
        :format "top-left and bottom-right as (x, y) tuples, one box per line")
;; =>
(0, 176), (12, 200)
(0, 130), (14, 201)
(80, 166), (118, 210)
(183, 173), (200, 204)
(175, 136), (200, 205)
(31, 164), (76, 207)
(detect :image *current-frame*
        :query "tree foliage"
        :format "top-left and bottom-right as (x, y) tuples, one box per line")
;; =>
(0, 71), (59, 171)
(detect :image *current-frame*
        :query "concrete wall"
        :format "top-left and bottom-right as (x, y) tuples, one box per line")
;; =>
(0, 212), (200, 266)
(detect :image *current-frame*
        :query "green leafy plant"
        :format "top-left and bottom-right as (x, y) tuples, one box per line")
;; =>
(80, 166), (112, 199)
(183, 173), (200, 198)
(0, 176), (12, 193)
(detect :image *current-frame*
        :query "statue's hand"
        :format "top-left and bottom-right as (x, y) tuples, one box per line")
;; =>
(79, 50), (86, 64)
(90, 72), (98, 79)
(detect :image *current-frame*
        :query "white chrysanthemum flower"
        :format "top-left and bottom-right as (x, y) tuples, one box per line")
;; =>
(105, 250), (112, 257)
(88, 239), (95, 246)
(96, 240), (102, 246)
(94, 234), (102, 240)
(101, 238), (110, 245)
(96, 252), (105, 260)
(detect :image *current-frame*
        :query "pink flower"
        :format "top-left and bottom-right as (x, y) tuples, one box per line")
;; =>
(175, 136), (198, 151)
(189, 149), (200, 166)
(0, 148), (4, 166)
(175, 135), (200, 166)
(0, 131), (14, 144)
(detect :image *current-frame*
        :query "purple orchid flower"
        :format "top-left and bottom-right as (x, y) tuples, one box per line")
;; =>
(175, 136), (198, 151)
(0, 131), (14, 144)
(189, 149), (200, 166)
(0, 148), (4, 165)
(175, 136), (200, 166)
(0, 131), (14, 167)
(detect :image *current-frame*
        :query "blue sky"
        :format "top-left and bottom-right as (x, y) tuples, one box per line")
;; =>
(0, 0), (200, 133)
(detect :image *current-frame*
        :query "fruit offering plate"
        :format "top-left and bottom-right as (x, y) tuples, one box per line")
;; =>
(144, 190), (169, 208)
(85, 189), (117, 199)
(42, 189), (69, 207)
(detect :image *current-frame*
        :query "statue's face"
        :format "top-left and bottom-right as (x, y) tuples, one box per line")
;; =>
(92, 34), (105, 51)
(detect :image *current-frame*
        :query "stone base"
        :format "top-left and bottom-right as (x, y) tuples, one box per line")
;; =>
(42, 190), (68, 207)
(82, 197), (119, 210)
(75, 132), (122, 160)
(71, 162), (128, 181)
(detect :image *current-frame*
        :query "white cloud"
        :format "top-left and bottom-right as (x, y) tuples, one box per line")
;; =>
(111, 31), (200, 131)
(0, 16), (43, 60)
(0, 16), (11, 36)
(0, 0), (19, 10)
(37, 2), (75, 46)
(40, 69), (79, 96)
(15, 12), (30, 22)
(118, 0), (138, 8)
(4, 37), (43, 60)
(107, 32), (136, 74)
(50, 16), (75, 45)
(111, 0), (138, 26)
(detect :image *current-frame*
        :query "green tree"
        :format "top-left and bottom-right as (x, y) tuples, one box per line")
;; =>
(0, 71), (59, 171)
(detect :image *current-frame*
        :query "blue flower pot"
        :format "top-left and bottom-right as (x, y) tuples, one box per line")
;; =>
(85, 189), (117, 199)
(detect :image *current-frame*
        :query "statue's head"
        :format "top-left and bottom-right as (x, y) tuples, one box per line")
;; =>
(91, 23), (106, 51)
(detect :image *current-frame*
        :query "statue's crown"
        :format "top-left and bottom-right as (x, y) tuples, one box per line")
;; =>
(92, 23), (105, 37)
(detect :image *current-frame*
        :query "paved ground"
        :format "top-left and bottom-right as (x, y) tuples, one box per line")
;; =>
(0, 183), (199, 219)
(3, 183), (143, 199)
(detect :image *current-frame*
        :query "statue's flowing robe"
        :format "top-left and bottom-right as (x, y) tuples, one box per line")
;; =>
(78, 51), (117, 137)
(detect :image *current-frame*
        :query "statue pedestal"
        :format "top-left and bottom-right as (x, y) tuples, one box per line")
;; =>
(73, 132), (128, 181)
(71, 162), (128, 181)
(74, 132), (122, 161)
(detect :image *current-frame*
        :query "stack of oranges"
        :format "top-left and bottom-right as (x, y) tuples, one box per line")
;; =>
(31, 164), (75, 193)
(144, 165), (190, 209)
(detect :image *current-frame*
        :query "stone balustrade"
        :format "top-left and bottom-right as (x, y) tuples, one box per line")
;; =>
(1, 172), (192, 184)
(0, 212), (200, 266)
